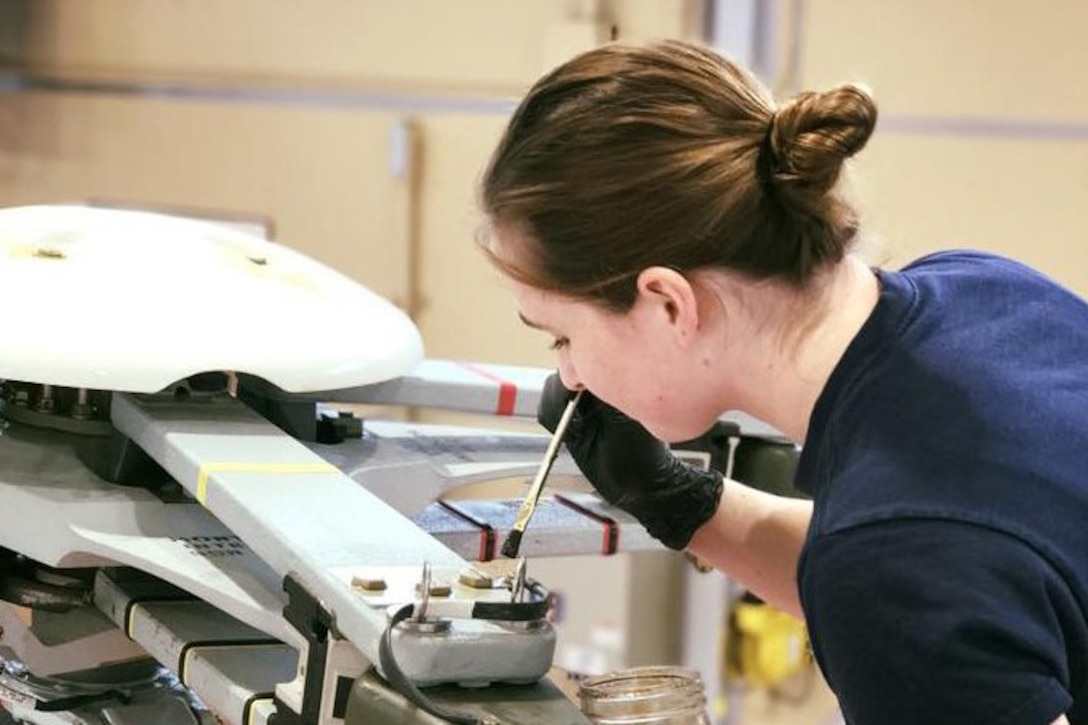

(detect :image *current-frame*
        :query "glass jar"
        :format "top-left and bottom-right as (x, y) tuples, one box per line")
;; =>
(577, 666), (710, 724)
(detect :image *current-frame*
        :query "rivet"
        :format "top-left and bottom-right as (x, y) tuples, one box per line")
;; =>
(351, 576), (387, 592)
(458, 568), (494, 589)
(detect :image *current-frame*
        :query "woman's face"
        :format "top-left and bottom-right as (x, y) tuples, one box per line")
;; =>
(491, 223), (740, 441)
(509, 274), (727, 443)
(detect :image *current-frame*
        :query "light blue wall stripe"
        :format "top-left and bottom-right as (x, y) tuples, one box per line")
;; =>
(3, 73), (1088, 141)
(878, 114), (1088, 141)
(1, 74), (520, 115)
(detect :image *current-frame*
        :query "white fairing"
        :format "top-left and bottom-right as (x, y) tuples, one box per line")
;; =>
(0, 205), (423, 392)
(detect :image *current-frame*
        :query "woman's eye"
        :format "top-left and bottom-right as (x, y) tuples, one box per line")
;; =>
(549, 337), (569, 351)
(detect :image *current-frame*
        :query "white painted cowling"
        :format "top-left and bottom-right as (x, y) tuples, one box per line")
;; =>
(0, 204), (423, 392)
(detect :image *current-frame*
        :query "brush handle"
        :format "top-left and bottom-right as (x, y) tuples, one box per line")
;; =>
(501, 389), (584, 558)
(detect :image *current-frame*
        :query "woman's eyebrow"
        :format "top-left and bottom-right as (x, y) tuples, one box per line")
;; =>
(518, 312), (547, 331)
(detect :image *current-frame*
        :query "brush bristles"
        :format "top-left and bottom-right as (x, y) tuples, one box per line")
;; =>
(501, 529), (524, 558)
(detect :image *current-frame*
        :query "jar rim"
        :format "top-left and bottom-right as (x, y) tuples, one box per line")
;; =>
(578, 665), (704, 704)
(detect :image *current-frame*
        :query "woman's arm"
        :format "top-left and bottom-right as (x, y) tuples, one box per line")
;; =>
(686, 479), (812, 617)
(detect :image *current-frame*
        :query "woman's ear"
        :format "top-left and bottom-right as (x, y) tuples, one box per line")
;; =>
(635, 266), (700, 346)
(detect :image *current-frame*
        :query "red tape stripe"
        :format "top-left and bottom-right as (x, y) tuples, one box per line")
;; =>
(439, 501), (495, 561)
(458, 362), (518, 416)
(555, 494), (619, 556)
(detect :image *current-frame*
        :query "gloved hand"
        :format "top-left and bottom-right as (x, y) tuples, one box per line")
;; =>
(538, 374), (723, 550)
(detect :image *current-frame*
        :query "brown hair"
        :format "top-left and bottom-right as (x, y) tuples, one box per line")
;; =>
(480, 39), (877, 311)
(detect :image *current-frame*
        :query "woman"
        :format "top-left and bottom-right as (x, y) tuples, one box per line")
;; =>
(478, 40), (1088, 725)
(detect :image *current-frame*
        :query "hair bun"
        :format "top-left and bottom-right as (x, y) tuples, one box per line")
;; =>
(766, 84), (877, 198)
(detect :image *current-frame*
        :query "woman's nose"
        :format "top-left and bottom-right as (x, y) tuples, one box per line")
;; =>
(557, 353), (582, 392)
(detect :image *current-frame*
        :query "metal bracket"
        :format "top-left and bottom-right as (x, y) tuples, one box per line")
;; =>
(270, 575), (334, 725)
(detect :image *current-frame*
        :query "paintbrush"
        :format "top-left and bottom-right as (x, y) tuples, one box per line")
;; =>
(501, 389), (584, 558)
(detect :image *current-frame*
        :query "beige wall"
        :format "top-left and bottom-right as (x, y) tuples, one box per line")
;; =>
(800, 0), (1088, 291)
(3, 0), (700, 92)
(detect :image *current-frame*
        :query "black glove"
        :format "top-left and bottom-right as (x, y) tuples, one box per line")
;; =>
(538, 374), (723, 550)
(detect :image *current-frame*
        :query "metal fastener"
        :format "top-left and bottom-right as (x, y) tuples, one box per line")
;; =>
(458, 568), (494, 589)
(35, 384), (55, 414)
(70, 388), (93, 420)
(351, 575), (387, 592)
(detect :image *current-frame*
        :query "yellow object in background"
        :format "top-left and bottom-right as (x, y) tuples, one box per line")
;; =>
(727, 598), (811, 688)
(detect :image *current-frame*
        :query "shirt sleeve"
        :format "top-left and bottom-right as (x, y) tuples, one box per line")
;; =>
(801, 519), (1083, 725)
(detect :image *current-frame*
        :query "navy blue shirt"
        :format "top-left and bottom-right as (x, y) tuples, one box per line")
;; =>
(796, 251), (1088, 725)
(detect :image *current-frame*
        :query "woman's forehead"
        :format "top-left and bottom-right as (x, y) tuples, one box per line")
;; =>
(513, 280), (583, 327)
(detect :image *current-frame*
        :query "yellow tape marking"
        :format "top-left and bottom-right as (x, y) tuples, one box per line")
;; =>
(125, 602), (142, 640)
(247, 697), (275, 725)
(195, 462), (339, 504)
